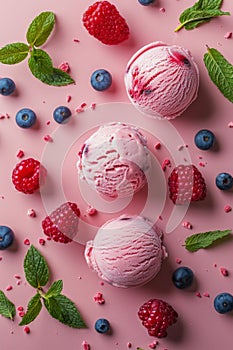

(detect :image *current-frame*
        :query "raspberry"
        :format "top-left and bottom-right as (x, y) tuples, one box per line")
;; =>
(82, 1), (130, 45)
(12, 158), (47, 194)
(138, 299), (178, 338)
(42, 202), (80, 243)
(168, 164), (206, 205)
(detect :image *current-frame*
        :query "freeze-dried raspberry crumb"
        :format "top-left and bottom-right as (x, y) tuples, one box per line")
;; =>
(127, 342), (132, 348)
(19, 311), (25, 317)
(73, 38), (80, 43)
(224, 32), (232, 39)
(58, 62), (70, 72)
(203, 292), (210, 298)
(154, 142), (161, 150)
(220, 267), (229, 276)
(16, 150), (24, 158)
(16, 281), (21, 286)
(228, 121), (233, 128)
(162, 159), (171, 171)
(44, 135), (53, 142)
(91, 103), (96, 110)
(175, 258), (182, 264)
(224, 205), (232, 213)
(14, 275), (21, 279)
(6, 285), (13, 291)
(160, 7), (166, 13)
(46, 121), (51, 125)
(195, 292), (202, 298)
(93, 292), (105, 304)
(182, 221), (192, 229)
(27, 209), (36, 217)
(39, 238), (46, 246)
(199, 162), (205, 167)
(149, 341), (158, 349)
(66, 95), (72, 103)
(0, 257), (2, 261)
(0, 114), (5, 119)
(87, 206), (97, 216)
(17, 306), (24, 311)
(24, 239), (30, 246)
(23, 326), (30, 334)
(82, 340), (90, 350)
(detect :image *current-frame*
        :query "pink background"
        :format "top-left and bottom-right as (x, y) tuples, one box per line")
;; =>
(0, 0), (233, 349)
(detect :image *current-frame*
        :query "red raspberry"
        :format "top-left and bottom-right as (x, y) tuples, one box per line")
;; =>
(168, 164), (207, 205)
(82, 1), (130, 45)
(138, 299), (178, 338)
(42, 202), (80, 243)
(12, 158), (47, 194)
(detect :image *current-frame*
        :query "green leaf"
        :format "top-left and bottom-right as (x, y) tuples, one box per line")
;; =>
(26, 11), (55, 47)
(29, 48), (53, 74)
(44, 294), (87, 328)
(0, 43), (29, 64)
(175, 0), (230, 32)
(45, 280), (63, 299)
(28, 65), (75, 86)
(24, 245), (50, 288)
(185, 229), (231, 252)
(204, 47), (233, 103)
(0, 290), (16, 320)
(19, 293), (42, 326)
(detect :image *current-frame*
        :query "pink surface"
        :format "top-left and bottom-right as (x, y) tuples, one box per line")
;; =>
(0, 1), (233, 349)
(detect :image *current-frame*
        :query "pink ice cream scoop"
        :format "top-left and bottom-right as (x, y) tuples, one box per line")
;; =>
(85, 215), (167, 288)
(125, 42), (199, 120)
(77, 123), (151, 198)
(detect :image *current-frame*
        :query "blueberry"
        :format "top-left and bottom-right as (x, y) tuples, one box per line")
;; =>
(94, 318), (110, 334)
(15, 108), (37, 128)
(0, 78), (16, 96)
(53, 106), (72, 124)
(90, 69), (112, 91)
(138, 0), (155, 5)
(194, 129), (215, 150)
(215, 172), (233, 190)
(0, 226), (14, 250)
(172, 266), (194, 289)
(214, 293), (233, 314)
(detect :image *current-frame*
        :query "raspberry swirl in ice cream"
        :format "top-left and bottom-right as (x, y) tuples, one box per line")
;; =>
(77, 122), (151, 198)
(125, 41), (199, 120)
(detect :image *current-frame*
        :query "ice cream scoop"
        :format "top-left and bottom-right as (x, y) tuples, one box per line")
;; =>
(125, 42), (199, 119)
(77, 122), (151, 198)
(85, 215), (167, 288)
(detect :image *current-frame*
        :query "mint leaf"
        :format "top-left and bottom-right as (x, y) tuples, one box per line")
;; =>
(44, 294), (87, 328)
(45, 280), (63, 299)
(24, 245), (49, 288)
(28, 65), (75, 86)
(0, 291), (16, 320)
(26, 12), (55, 47)
(0, 43), (29, 64)
(185, 229), (231, 252)
(175, 0), (230, 32)
(29, 48), (53, 74)
(19, 293), (42, 326)
(204, 47), (233, 103)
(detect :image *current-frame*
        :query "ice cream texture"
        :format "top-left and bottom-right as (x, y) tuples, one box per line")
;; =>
(78, 122), (151, 198)
(125, 42), (199, 119)
(85, 215), (167, 288)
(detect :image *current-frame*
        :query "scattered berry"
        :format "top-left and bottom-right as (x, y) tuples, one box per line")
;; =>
(0, 77), (16, 96)
(42, 202), (80, 243)
(138, 299), (178, 338)
(138, 0), (156, 5)
(203, 292), (210, 298)
(224, 205), (232, 213)
(93, 292), (105, 304)
(16, 150), (25, 158)
(168, 164), (207, 204)
(39, 238), (46, 246)
(82, 341), (90, 350)
(214, 293), (233, 314)
(58, 61), (70, 72)
(53, 106), (72, 124)
(215, 172), (233, 190)
(83, 1), (129, 45)
(195, 292), (202, 298)
(27, 209), (36, 217)
(23, 326), (30, 334)
(15, 108), (37, 128)
(224, 32), (232, 39)
(12, 158), (47, 194)
(172, 267), (194, 289)
(194, 129), (215, 150)
(94, 318), (110, 333)
(24, 239), (30, 246)
(0, 226), (14, 250)
(6, 285), (13, 291)
(90, 69), (112, 91)
(220, 267), (229, 277)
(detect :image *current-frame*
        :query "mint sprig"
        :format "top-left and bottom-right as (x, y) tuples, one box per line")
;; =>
(19, 293), (42, 326)
(204, 46), (233, 103)
(175, 0), (230, 32)
(24, 245), (49, 288)
(0, 12), (74, 86)
(185, 229), (231, 252)
(0, 291), (16, 320)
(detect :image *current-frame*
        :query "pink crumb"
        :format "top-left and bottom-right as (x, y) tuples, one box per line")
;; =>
(175, 258), (182, 264)
(196, 292), (202, 298)
(203, 292), (210, 298)
(73, 38), (80, 42)
(224, 205), (232, 213)
(127, 342), (132, 348)
(220, 267), (229, 276)
(24, 239), (30, 246)
(17, 306), (24, 311)
(228, 121), (233, 128)
(91, 103), (96, 110)
(58, 62), (70, 73)
(100, 281), (104, 286)
(149, 340), (158, 349)
(16, 281), (21, 286)
(80, 102), (87, 109)
(199, 162), (205, 167)
(0, 257), (2, 261)
(66, 95), (72, 103)
(0, 114), (5, 119)
(19, 311), (25, 317)
(6, 113), (10, 119)
(93, 292), (105, 305)
(214, 263), (217, 268)
(39, 238), (46, 246)
(154, 142), (161, 150)
(46, 120), (51, 125)
(6, 285), (13, 291)
(160, 7), (165, 13)
(16, 150), (24, 158)
(162, 159), (171, 171)
(14, 275), (21, 279)
(87, 206), (97, 216)
(177, 145), (184, 151)
(23, 326), (30, 334)
(43, 135), (53, 142)
(182, 221), (193, 229)
(224, 32), (232, 39)
(82, 341), (90, 350)
(27, 209), (36, 217)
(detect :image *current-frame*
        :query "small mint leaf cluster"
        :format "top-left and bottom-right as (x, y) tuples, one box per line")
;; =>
(0, 245), (86, 329)
(0, 12), (74, 86)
